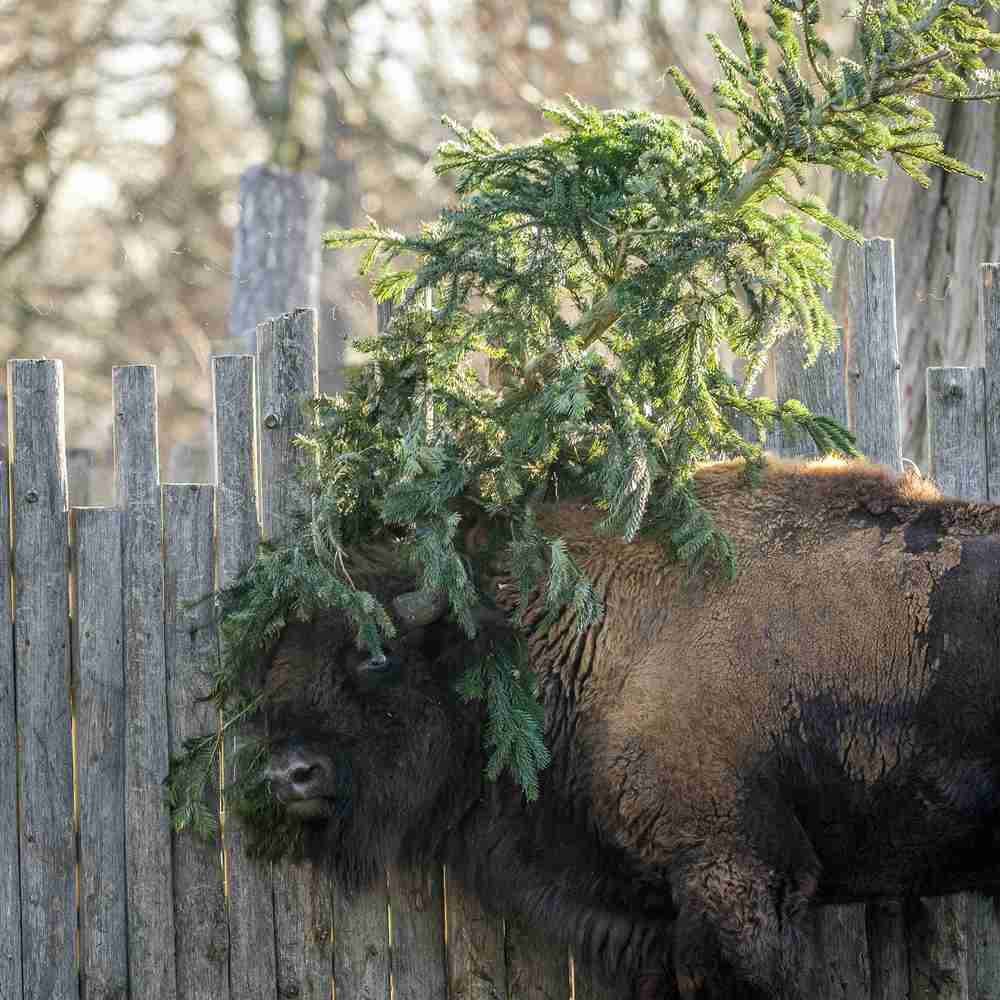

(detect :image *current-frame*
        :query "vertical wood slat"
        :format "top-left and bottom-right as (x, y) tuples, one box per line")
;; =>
(163, 484), (230, 999)
(376, 296), (448, 1000)
(213, 354), (279, 1000)
(571, 957), (620, 1000)
(445, 872), (506, 1000)
(926, 367), (989, 500)
(966, 893), (1000, 1000)
(774, 330), (848, 459)
(9, 359), (77, 1000)
(256, 309), (337, 1000)
(112, 365), (177, 1000)
(910, 895), (970, 1000)
(506, 918), (571, 1000)
(979, 263), (1000, 501)
(0, 460), (21, 1000)
(847, 238), (904, 472)
(390, 866), (447, 1000)
(72, 507), (127, 1000)
(868, 901), (909, 1000)
(798, 905), (871, 999)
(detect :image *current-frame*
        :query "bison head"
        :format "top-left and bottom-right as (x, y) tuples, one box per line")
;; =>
(259, 582), (508, 890)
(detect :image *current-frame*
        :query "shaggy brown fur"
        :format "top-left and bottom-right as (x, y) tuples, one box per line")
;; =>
(262, 458), (1000, 999)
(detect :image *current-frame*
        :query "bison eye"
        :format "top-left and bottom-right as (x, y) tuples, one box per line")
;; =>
(355, 651), (403, 688)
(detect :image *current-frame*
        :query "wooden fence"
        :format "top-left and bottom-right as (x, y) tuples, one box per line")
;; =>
(4, 238), (1000, 1000)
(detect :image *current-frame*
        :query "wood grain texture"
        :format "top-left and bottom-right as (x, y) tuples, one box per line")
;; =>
(8, 359), (77, 1000)
(0, 460), (21, 1000)
(980, 263), (1000, 502)
(163, 485), (230, 999)
(389, 864), (446, 1000)
(112, 365), (177, 1000)
(445, 871), (506, 1000)
(332, 881), (390, 1000)
(228, 166), (326, 351)
(798, 905), (871, 1000)
(72, 506), (128, 1000)
(847, 238), (904, 472)
(505, 916), (571, 1000)
(926, 366), (989, 500)
(966, 892), (1000, 1000)
(867, 900), (909, 1000)
(212, 354), (278, 1000)
(909, 894), (970, 1000)
(256, 309), (335, 999)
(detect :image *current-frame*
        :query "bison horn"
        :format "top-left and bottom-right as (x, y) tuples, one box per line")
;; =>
(391, 589), (449, 629)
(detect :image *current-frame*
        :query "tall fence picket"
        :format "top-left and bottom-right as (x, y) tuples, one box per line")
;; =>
(256, 308), (337, 999)
(9, 359), (76, 1000)
(72, 506), (128, 1000)
(164, 484), (230, 999)
(0, 459), (21, 1000)
(444, 868), (507, 1000)
(113, 365), (177, 1000)
(506, 919), (571, 1000)
(212, 354), (279, 1000)
(847, 238), (904, 472)
(980, 262), (1000, 502)
(926, 367), (989, 500)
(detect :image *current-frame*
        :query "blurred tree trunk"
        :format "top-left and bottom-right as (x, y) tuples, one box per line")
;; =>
(828, 90), (1000, 469)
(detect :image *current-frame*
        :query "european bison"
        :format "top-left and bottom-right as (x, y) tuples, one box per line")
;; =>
(261, 458), (1000, 999)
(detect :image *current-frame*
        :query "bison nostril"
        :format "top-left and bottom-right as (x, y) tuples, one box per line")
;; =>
(290, 764), (319, 786)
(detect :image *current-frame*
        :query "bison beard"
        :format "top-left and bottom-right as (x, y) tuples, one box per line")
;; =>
(260, 459), (1000, 1000)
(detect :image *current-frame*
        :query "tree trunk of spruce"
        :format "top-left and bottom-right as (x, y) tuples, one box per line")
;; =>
(828, 92), (1000, 470)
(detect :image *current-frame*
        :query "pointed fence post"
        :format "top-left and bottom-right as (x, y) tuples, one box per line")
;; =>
(847, 238), (904, 471)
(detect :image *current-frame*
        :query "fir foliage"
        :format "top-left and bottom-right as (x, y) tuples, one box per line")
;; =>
(169, 0), (1000, 848)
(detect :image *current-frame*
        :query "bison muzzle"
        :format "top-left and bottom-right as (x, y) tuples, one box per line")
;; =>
(258, 459), (1000, 999)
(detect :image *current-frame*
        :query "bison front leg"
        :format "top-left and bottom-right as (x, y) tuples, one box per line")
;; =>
(670, 854), (813, 1000)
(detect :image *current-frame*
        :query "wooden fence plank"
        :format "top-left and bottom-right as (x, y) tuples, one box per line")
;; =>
(571, 957), (620, 1000)
(163, 484), (230, 999)
(256, 309), (337, 1000)
(212, 354), (279, 1000)
(445, 869), (506, 1000)
(979, 263), (1000, 502)
(799, 905), (871, 999)
(910, 894), (970, 1000)
(847, 238), (904, 472)
(8, 359), (77, 1000)
(966, 892), (1000, 1000)
(926, 366), (989, 500)
(72, 507), (128, 1000)
(228, 166), (326, 352)
(506, 918), (571, 1000)
(774, 329), (848, 459)
(112, 364), (177, 1000)
(0, 459), (20, 1000)
(868, 900), (909, 1000)
(390, 865), (447, 1000)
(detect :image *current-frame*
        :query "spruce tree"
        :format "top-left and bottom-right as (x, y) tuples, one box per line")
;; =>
(169, 0), (1000, 845)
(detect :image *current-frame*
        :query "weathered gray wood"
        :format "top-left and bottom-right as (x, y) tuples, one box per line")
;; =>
(0, 460), (21, 1000)
(256, 308), (319, 540)
(256, 309), (335, 998)
(798, 904), (871, 999)
(8, 359), (76, 1000)
(966, 892), (1000, 1000)
(72, 506), (128, 1000)
(331, 882), (391, 1000)
(868, 900), (909, 1000)
(926, 367), (989, 500)
(910, 894), (970, 1000)
(163, 484), (230, 999)
(571, 958), (620, 1000)
(112, 365), (177, 1000)
(272, 860), (334, 1000)
(847, 238), (904, 472)
(68, 446), (95, 505)
(389, 864), (446, 1000)
(212, 354), (278, 1000)
(774, 331), (848, 459)
(979, 263), (1000, 502)
(445, 870), (506, 1000)
(228, 165), (327, 352)
(505, 917), (571, 1000)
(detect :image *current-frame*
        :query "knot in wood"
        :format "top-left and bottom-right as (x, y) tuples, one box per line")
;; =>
(263, 413), (280, 429)
(25, 490), (38, 504)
